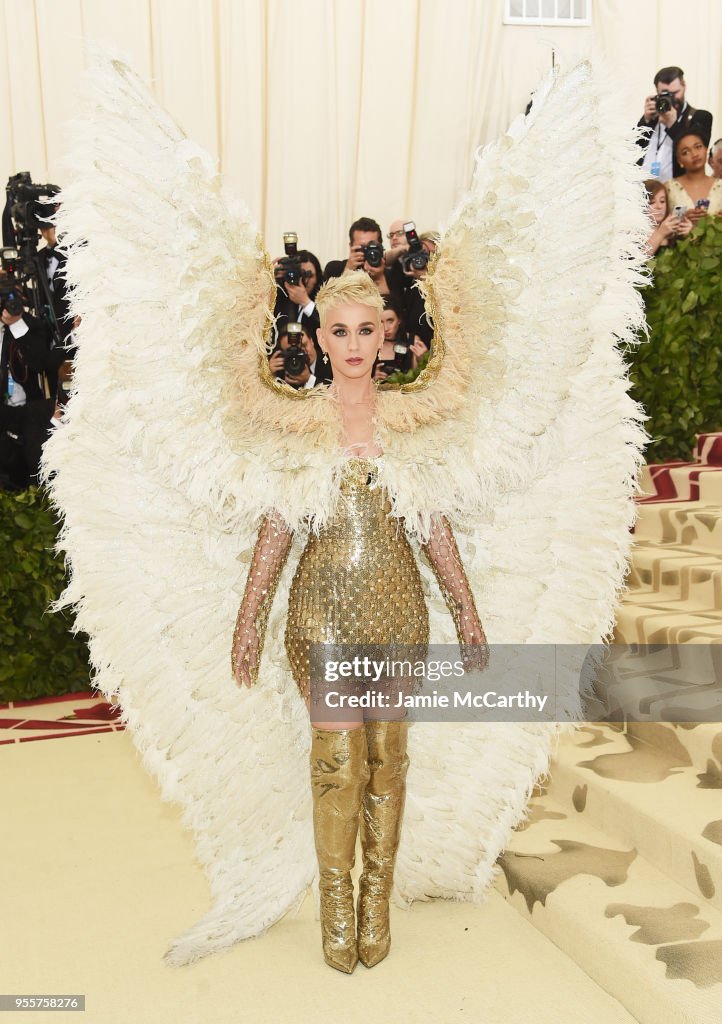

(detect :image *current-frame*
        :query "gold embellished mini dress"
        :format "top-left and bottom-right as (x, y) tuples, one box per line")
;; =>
(284, 456), (430, 699)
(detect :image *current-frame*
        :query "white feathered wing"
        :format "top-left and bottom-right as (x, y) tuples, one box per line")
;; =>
(388, 62), (649, 904)
(40, 54), (317, 966)
(40, 55), (649, 965)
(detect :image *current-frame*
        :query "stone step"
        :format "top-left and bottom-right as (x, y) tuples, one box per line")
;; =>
(614, 603), (722, 645)
(627, 543), (722, 603)
(606, 722), (722, 775)
(695, 433), (722, 466)
(633, 504), (722, 553)
(654, 721), (722, 775)
(495, 780), (722, 1024)
(545, 724), (722, 915)
(588, 646), (722, 734)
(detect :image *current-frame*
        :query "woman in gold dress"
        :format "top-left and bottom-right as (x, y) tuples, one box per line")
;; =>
(230, 271), (488, 974)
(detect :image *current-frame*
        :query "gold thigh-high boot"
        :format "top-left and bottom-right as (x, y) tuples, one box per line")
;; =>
(310, 725), (370, 973)
(357, 719), (410, 968)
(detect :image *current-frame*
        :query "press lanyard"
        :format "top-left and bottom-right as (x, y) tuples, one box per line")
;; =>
(654, 124), (670, 156)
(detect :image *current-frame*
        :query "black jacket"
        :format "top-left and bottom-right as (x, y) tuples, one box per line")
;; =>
(1, 313), (53, 403)
(322, 260), (410, 295)
(404, 286), (434, 347)
(38, 244), (73, 341)
(273, 289), (321, 340)
(636, 103), (713, 178)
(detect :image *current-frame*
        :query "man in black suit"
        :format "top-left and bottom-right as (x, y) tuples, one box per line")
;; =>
(323, 216), (383, 281)
(636, 66), (713, 181)
(0, 295), (54, 488)
(273, 249), (323, 341)
(323, 217), (409, 297)
(38, 219), (73, 343)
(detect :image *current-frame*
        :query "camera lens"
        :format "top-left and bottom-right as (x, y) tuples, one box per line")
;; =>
(362, 243), (384, 268)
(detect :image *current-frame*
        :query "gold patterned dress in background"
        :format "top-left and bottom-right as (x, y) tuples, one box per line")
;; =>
(665, 176), (722, 216)
(285, 456), (430, 701)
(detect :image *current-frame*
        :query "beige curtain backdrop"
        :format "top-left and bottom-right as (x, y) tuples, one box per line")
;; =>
(1, 0), (721, 262)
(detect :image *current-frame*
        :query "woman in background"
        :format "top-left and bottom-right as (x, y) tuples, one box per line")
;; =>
(373, 294), (428, 382)
(665, 131), (722, 230)
(644, 178), (691, 256)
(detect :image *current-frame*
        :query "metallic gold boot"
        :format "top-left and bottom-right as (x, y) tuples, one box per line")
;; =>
(357, 719), (410, 968)
(310, 725), (370, 974)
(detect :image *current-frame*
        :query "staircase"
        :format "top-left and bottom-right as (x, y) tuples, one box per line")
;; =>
(494, 720), (722, 1024)
(616, 431), (722, 644)
(494, 433), (722, 1024)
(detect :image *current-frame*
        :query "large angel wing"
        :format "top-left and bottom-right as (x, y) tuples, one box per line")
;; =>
(383, 63), (650, 904)
(40, 52), (321, 966)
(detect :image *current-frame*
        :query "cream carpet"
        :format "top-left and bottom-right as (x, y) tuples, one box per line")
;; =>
(1, 712), (636, 1024)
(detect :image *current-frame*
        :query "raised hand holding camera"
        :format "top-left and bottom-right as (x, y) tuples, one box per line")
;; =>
(284, 280), (311, 307)
(345, 243), (367, 272)
(345, 240), (384, 273)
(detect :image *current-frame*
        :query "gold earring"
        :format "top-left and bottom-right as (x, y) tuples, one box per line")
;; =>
(323, 352), (329, 364)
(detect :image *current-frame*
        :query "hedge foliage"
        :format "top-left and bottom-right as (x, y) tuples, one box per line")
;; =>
(0, 486), (90, 702)
(382, 348), (431, 386)
(628, 215), (722, 463)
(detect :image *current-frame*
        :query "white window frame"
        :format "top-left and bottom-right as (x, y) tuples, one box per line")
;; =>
(503, 0), (592, 27)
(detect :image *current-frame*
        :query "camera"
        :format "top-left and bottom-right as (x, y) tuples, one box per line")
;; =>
(376, 336), (410, 383)
(385, 338), (410, 373)
(2, 173), (64, 345)
(399, 222), (429, 274)
(360, 241), (384, 268)
(282, 322), (309, 378)
(276, 231), (308, 288)
(0, 251), (26, 316)
(654, 91), (676, 114)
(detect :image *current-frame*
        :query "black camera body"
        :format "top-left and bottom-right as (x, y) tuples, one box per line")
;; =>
(391, 338), (410, 369)
(360, 241), (384, 268)
(282, 322), (309, 378)
(277, 256), (303, 286)
(3, 173), (63, 346)
(654, 91), (676, 114)
(399, 222), (429, 274)
(0, 272), (25, 317)
(276, 231), (308, 288)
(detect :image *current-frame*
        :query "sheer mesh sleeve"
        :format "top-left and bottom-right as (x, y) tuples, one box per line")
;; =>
(422, 514), (489, 657)
(231, 511), (294, 687)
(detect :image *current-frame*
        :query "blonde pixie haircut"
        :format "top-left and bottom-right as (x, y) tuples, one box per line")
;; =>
(315, 271), (384, 328)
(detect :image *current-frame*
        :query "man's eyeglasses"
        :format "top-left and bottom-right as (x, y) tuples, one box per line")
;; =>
(387, 230), (405, 240)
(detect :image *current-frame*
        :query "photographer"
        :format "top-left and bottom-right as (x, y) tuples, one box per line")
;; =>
(402, 229), (438, 350)
(268, 320), (331, 390)
(273, 238), (323, 339)
(323, 217), (385, 281)
(637, 66), (713, 181)
(0, 289), (54, 488)
(324, 217), (409, 295)
(38, 217), (73, 342)
(384, 219), (410, 267)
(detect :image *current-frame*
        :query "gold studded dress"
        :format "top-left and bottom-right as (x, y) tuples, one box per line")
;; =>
(284, 456), (430, 700)
(232, 454), (485, 701)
